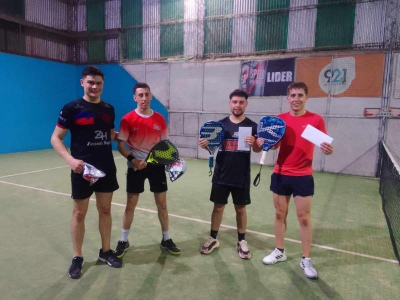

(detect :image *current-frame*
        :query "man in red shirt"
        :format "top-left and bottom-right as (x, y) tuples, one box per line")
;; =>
(114, 82), (180, 258)
(258, 82), (333, 279)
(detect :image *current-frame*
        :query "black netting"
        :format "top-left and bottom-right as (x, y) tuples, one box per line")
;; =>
(379, 142), (400, 264)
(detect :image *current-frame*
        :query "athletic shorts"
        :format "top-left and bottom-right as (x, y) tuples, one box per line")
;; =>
(210, 183), (251, 206)
(126, 165), (168, 194)
(270, 173), (314, 197)
(71, 171), (119, 200)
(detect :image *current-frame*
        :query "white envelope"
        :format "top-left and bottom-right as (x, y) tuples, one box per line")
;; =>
(301, 124), (333, 147)
(238, 127), (252, 151)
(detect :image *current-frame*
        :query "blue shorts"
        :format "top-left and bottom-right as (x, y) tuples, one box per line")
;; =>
(71, 171), (119, 200)
(210, 183), (251, 206)
(126, 165), (168, 194)
(270, 173), (314, 197)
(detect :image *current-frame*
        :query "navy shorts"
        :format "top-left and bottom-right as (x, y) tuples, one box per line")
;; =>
(71, 171), (119, 200)
(270, 173), (314, 197)
(126, 165), (168, 194)
(210, 183), (251, 206)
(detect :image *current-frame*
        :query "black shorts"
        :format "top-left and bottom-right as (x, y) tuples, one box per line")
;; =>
(210, 183), (251, 206)
(270, 173), (314, 197)
(126, 165), (168, 194)
(71, 171), (119, 200)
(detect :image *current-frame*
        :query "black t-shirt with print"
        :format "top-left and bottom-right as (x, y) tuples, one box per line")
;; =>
(212, 116), (257, 188)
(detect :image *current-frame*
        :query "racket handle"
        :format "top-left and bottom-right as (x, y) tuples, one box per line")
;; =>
(253, 172), (261, 186)
(259, 151), (267, 165)
(209, 155), (214, 168)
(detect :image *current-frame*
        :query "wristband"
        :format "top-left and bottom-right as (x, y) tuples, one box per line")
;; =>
(127, 154), (135, 162)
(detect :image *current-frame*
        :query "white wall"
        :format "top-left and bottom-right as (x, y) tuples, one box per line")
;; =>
(122, 53), (400, 177)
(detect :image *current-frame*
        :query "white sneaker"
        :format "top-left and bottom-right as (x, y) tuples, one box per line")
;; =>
(262, 248), (287, 265)
(300, 257), (318, 279)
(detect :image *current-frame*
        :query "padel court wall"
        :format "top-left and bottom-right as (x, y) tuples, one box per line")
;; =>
(0, 52), (168, 154)
(122, 52), (400, 178)
(1, 51), (399, 178)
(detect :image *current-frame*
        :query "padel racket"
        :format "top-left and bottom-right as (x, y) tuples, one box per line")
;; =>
(146, 140), (179, 165)
(199, 121), (225, 176)
(253, 116), (286, 186)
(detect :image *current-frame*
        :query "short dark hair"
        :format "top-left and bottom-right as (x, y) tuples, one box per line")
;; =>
(229, 89), (248, 100)
(133, 82), (151, 93)
(287, 82), (308, 96)
(82, 65), (104, 80)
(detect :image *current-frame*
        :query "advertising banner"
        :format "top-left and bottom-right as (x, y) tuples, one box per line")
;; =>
(295, 53), (385, 97)
(241, 58), (295, 96)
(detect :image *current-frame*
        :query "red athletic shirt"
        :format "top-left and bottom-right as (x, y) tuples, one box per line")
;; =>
(274, 111), (327, 176)
(118, 110), (168, 160)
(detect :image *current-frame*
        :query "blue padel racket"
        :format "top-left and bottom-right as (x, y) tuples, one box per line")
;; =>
(146, 140), (179, 165)
(199, 121), (225, 176)
(253, 116), (286, 186)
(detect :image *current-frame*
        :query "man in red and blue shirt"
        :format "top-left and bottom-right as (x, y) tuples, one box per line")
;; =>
(51, 66), (121, 279)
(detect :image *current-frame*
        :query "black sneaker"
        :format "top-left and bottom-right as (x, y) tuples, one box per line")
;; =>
(68, 256), (84, 279)
(98, 249), (122, 268)
(115, 240), (130, 258)
(160, 238), (181, 255)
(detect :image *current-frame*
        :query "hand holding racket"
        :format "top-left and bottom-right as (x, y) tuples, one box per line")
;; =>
(199, 121), (225, 176)
(253, 116), (286, 186)
(146, 140), (179, 165)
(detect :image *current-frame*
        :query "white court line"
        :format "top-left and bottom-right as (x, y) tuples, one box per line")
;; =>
(0, 166), (68, 179)
(0, 156), (124, 179)
(0, 179), (398, 264)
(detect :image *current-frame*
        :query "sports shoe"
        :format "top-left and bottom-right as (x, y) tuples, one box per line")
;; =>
(160, 238), (181, 255)
(300, 257), (318, 279)
(98, 249), (122, 268)
(262, 248), (287, 265)
(68, 256), (84, 279)
(237, 240), (251, 259)
(115, 240), (130, 258)
(200, 236), (220, 254)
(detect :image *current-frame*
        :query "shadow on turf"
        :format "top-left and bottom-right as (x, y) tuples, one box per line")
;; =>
(37, 259), (122, 300)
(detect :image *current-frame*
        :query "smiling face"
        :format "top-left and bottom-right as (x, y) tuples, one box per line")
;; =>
(81, 75), (104, 103)
(229, 95), (248, 118)
(287, 87), (308, 115)
(134, 87), (152, 114)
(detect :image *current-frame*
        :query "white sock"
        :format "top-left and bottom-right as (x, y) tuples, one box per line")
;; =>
(121, 229), (130, 241)
(162, 231), (170, 241)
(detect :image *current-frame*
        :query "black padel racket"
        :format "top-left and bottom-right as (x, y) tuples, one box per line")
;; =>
(199, 121), (225, 176)
(146, 140), (179, 165)
(253, 116), (286, 186)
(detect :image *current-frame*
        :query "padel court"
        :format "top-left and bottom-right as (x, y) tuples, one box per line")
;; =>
(0, 150), (398, 300)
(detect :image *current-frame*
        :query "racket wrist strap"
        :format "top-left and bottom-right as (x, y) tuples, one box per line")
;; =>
(127, 154), (135, 162)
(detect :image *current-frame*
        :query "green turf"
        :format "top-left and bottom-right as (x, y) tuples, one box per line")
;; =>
(0, 150), (399, 300)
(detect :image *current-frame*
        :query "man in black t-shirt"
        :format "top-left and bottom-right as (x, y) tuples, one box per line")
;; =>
(51, 66), (121, 279)
(199, 89), (262, 259)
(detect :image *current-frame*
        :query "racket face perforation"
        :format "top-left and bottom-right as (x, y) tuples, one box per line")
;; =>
(257, 116), (286, 151)
(199, 121), (225, 154)
(146, 140), (179, 165)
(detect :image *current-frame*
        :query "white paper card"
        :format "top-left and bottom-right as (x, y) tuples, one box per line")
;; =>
(301, 124), (333, 147)
(238, 127), (252, 151)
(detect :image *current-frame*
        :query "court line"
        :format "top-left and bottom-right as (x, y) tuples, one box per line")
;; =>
(0, 156), (124, 179)
(0, 166), (68, 179)
(1, 179), (397, 264)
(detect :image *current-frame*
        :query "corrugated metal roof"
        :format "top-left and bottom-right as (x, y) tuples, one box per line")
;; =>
(0, 0), (397, 64)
